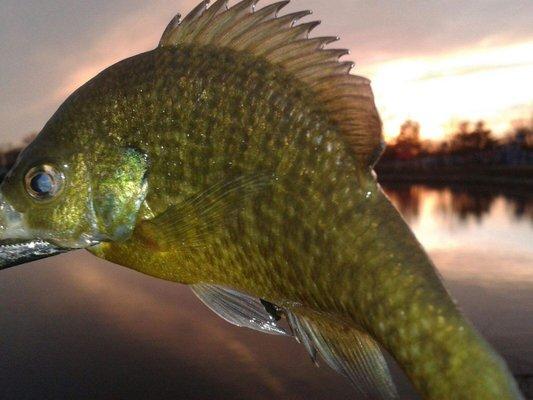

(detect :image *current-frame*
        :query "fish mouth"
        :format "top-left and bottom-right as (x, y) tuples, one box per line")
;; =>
(0, 239), (69, 270)
(0, 193), (69, 270)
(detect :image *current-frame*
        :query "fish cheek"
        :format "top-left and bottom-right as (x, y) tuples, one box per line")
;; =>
(23, 156), (95, 247)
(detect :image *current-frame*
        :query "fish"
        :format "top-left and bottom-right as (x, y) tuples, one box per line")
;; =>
(0, 1), (524, 399)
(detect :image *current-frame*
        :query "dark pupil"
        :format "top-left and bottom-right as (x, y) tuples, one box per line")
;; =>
(30, 173), (54, 195)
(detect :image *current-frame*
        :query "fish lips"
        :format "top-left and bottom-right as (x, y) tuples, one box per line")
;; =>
(0, 192), (71, 269)
(0, 239), (69, 270)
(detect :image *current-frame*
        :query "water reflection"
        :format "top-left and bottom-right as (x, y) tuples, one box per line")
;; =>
(0, 184), (531, 399)
(382, 183), (533, 257)
(383, 183), (533, 224)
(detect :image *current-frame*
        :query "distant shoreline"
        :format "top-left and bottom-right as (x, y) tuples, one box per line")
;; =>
(376, 165), (533, 186)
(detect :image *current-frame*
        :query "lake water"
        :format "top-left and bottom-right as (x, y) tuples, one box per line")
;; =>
(0, 184), (531, 399)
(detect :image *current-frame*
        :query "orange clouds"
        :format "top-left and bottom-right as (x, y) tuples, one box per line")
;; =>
(360, 41), (533, 140)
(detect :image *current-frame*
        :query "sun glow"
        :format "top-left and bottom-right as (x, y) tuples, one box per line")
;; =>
(359, 41), (533, 141)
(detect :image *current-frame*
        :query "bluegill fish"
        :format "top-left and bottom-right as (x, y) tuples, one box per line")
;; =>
(0, 1), (523, 398)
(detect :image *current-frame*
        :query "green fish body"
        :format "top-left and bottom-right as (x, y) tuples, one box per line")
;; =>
(0, 1), (523, 399)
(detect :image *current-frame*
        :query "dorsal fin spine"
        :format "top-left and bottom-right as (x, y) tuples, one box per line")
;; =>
(213, 0), (259, 44)
(182, 0), (209, 24)
(214, 1), (289, 46)
(293, 61), (354, 82)
(159, 13), (182, 46)
(264, 36), (338, 63)
(247, 21), (319, 55)
(283, 48), (349, 70)
(252, 20), (321, 55)
(167, 0), (211, 43)
(188, 0), (230, 43)
(230, 11), (311, 50)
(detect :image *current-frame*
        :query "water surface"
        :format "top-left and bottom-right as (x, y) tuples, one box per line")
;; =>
(0, 184), (531, 399)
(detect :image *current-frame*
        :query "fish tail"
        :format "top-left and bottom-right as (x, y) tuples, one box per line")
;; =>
(356, 190), (523, 399)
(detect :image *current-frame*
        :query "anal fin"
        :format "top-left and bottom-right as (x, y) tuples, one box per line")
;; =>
(287, 311), (398, 400)
(190, 282), (397, 398)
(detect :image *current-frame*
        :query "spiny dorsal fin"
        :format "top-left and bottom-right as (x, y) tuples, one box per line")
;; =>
(159, 0), (384, 167)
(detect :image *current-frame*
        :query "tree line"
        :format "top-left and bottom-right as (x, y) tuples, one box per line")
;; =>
(381, 119), (533, 165)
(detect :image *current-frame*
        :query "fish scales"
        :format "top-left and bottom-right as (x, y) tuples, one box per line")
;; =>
(76, 45), (366, 297)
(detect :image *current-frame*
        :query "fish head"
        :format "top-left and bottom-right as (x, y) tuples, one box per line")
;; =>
(0, 127), (149, 269)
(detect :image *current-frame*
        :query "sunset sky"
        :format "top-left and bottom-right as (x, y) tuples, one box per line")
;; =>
(0, 0), (532, 145)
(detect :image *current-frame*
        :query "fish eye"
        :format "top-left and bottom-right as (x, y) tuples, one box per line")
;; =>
(24, 164), (64, 201)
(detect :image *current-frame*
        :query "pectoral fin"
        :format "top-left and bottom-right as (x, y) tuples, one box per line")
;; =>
(134, 174), (272, 250)
(286, 311), (398, 400)
(191, 284), (288, 336)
